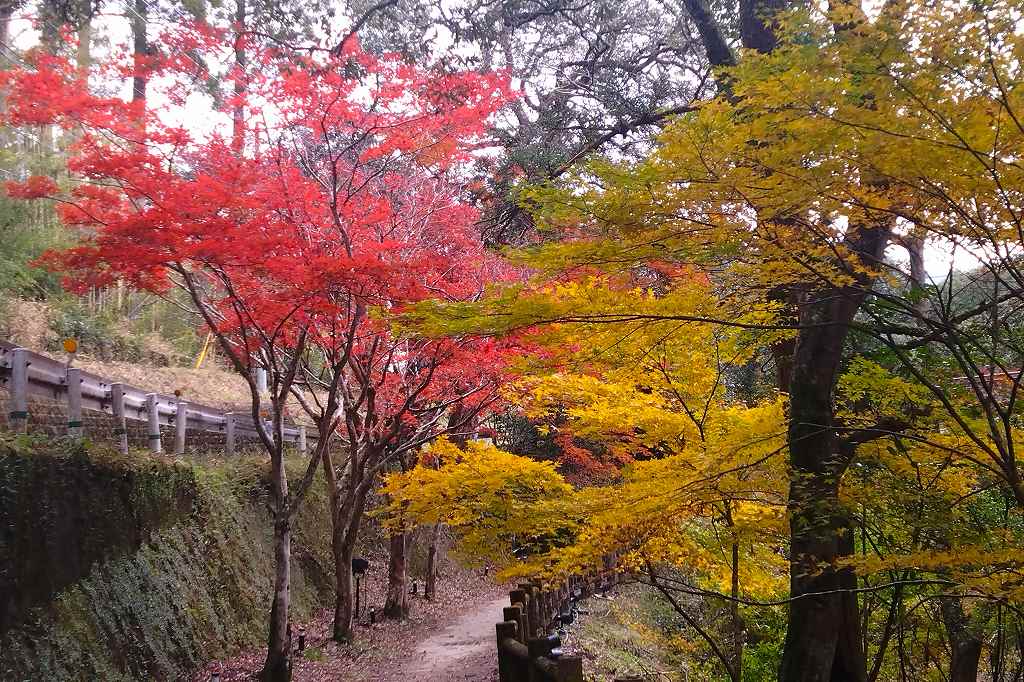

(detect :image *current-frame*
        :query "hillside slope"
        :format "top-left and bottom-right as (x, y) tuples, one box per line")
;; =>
(0, 435), (333, 680)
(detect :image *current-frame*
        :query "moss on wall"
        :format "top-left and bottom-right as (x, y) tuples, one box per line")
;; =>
(0, 434), (333, 681)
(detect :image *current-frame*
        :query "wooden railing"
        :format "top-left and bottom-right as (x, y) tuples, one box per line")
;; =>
(495, 558), (623, 682)
(0, 341), (311, 454)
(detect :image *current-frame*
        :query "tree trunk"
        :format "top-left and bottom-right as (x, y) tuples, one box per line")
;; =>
(383, 530), (409, 619)
(779, 320), (867, 682)
(424, 522), (441, 601)
(730, 538), (744, 679)
(320, 444), (362, 642)
(777, 219), (889, 682)
(261, 455), (291, 682)
(723, 502), (744, 680)
(232, 0), (247, 151)
(76, 0), (92, 74)
(330, 478), (370, 642)
(130, 0), (148, 105)
(333, 526), (356, 641)
(941, 597), (982, 682)
(0, 5), (11, 53)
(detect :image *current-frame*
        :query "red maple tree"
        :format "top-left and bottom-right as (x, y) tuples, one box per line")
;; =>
(3, 26), (514, 680)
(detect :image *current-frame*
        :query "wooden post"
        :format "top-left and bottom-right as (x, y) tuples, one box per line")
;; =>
(496, 621), (518, 682)
(516, 585), (532, 638)
(174, 397), (188, 455)
(519, 584), (535, 637)
(66, 367), (83, 438)
(298, 425), (307, 455)
(146, 393), (161, 454)
(225, 412), (236, 455)
(525, 583), (542, 635)
(527, 637), (554, 682)
(504, 605), (525, 646)
(9, 348), (28, 433)
(558, 656), (584, 682)
(110, 383), (128, 453)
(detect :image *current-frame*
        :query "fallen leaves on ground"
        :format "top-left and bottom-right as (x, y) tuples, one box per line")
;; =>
(194, 558), (509, 681)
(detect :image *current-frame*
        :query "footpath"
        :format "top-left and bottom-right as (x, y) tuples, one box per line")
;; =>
(195, 569), (507, 681)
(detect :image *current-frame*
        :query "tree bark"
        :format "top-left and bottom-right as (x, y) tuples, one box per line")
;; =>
(333, 525), (356, 641)
(232, 0), (247, 151)
(320, 443), (367, 642)
(779, 354), (865, 682)
(730, 539), (744, 679)
(940, 597), (982, 682)
(382, 530), (409, 619)
(778, 224), (888, 682)
(739, 0), (789, 53)
(424, 522), (441, 601)
(330, 477), (371, 642)
(261, 454), (291, 682)
(779, 302), (868, 682)
(130, 0), (148, 105)
(76, 0), (92, 74)
(0, 3), (12, 54)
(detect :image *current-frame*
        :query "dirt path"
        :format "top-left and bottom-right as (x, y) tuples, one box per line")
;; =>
(195, 567), (508, 682)
(392, 594), (508, 681)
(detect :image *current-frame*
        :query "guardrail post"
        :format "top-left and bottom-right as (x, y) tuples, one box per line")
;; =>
(558, 656), (584, 682)
(298, 425), (307, 455)
(496, 621), (518, 682)
(9, 348), (28, 433)
(66, 367), (83, 438)
(254, 367), (268, 394)
(146, 393), (162, 454)
(174, 397), (188, 455)
(225, 412), (236, 455)
(110, 383), (129, 453)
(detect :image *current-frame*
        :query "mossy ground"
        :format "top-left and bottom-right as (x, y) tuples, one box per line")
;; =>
(0, 434), (333, 681)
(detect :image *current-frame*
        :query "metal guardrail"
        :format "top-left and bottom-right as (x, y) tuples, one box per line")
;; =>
(0, 339), (310, 453)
